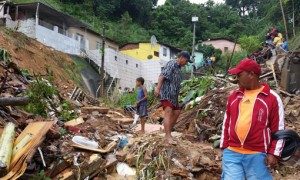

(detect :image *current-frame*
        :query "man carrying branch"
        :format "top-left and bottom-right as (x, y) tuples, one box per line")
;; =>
(154, 51), (192, 144)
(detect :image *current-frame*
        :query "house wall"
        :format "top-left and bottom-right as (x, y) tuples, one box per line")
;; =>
(36, 24), (81, 55)
(120, 43), (160, 60)
(86, 48), (162, 89)
(159, 44), (171, 61)
(6, 18), (36, 38)
(68, 27), (119, 51)
(202, 39), (241, 53)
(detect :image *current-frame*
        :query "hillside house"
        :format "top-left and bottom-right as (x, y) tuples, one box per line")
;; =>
(0, 1), (119, 55)
(119, 42), (181, 87)
(202, 38), (241, 53)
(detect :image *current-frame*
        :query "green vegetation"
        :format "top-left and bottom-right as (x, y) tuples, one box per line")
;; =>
(22, 78), (58, 117)
(22, 77), (78, 120)
(29, 170), (51, 180)
(180, 77), (215, 104)
(0, 47), (11, 63)
(216, 50), (248, 72)
(238, 36), (261, 54)
(11, 0), (300, 50)
(64, 58), (88, 88)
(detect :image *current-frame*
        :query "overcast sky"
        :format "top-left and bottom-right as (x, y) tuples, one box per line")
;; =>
(157, 0), (225, 6)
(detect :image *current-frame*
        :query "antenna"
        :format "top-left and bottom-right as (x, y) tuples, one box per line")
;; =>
(150, 35), (157, 48)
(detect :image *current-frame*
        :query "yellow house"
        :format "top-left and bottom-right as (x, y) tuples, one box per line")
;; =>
(120, 42), (160, 60)
(120, 42), (180, 62)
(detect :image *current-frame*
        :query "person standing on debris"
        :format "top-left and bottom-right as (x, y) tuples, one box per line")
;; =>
(154, 51), (193, 144)
(220, 59), (285, 180)
(136, 77), (148, 134)
(281, 38), (289, 52)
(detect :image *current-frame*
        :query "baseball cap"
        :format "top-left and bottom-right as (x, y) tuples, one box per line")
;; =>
(228, 58), (261, 75)
(179, 51), (193, 63)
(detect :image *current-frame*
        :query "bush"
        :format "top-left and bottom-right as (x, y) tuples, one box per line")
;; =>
(216, 50), (248, 73)
(22, 78), (57, 117)
(238, 36), (261, 54)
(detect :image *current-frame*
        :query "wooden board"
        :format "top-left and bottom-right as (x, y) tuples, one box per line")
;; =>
(110, 118), (133, 125)
(2, 121), (54, 180)
(81, 106), (109, 114)
(64, 117), (84, 126)
(71, 140), (117, 153)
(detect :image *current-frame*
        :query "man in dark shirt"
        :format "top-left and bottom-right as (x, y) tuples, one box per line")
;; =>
(154, 51), (192, 144)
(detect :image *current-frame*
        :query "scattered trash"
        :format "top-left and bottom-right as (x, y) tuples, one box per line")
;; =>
(72, 136), (99, 149)
(116, 162), (136, 176)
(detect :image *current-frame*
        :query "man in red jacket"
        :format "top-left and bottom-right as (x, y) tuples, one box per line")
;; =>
(221, 59), (285, 179)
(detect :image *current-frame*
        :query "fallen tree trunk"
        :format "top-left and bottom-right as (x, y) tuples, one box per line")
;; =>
(0, 97), (30, 106)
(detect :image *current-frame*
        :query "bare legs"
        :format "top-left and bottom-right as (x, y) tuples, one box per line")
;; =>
(140, 117), (145, 134)
(164, 107), (181, 144)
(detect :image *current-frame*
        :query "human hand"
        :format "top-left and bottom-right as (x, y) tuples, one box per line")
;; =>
(154, 88), (160, 97)
(265, 154), (278, 168)
(136, 101), (140, 106)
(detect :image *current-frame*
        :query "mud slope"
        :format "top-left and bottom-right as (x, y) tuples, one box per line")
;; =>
(0, 27), (76, 92)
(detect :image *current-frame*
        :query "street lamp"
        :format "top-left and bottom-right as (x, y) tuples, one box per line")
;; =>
(191, 16), (198, 77)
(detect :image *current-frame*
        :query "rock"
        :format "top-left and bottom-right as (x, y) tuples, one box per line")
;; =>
(92, 111), (100, 116)
(116, 151), (127, 162)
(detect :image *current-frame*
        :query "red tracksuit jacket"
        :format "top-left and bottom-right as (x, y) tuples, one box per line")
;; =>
(220, 83), (285, 157)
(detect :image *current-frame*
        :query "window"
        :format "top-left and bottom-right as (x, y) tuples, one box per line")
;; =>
(163, 48), (167, 57)
(115, 56), (117, 61)
(96, 41), (101, 50)
(126, 60), (128, 64)
(136, 64), (138, 68)
(224, 47), (229, 52)
(154, 51), (159, 57)
(75, 33), (83, 41)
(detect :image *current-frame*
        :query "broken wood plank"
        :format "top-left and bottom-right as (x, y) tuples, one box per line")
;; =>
(111, 117), (133, 125)
(271, 64), (278, 87)
(279, 89), (295, 97)
(64, 117), (84, 126)
(81, 106), (109, 114)
(259, 71), (273, 79)
(71, 140), (117, 153)
(0, 97), (30, 106)
(55, 154), (105, 180)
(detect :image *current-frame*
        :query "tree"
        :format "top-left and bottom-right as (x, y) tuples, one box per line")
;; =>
(279, 0), (289, 40)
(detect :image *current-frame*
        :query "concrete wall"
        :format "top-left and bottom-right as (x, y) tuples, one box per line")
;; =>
(86, 48), (162, 89)
(202, 39), (241, 53)
(6, 18), (36, 38)
(36, 24), (81, 55)
(159, 44), (171, 61)
(141, 60), (161, 84)
(68, 27), (119, 51)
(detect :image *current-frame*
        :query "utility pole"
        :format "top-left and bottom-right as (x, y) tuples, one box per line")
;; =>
(100, 22), (106, 98)
(191, 16), (198, 78)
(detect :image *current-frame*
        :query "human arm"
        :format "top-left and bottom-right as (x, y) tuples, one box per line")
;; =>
(154, 76), (164, 97)
(266, 96), (285, 166)
(220, 99), (231, 149)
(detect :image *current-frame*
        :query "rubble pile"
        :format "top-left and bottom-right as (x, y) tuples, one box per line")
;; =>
(1, 42), (300, 179)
